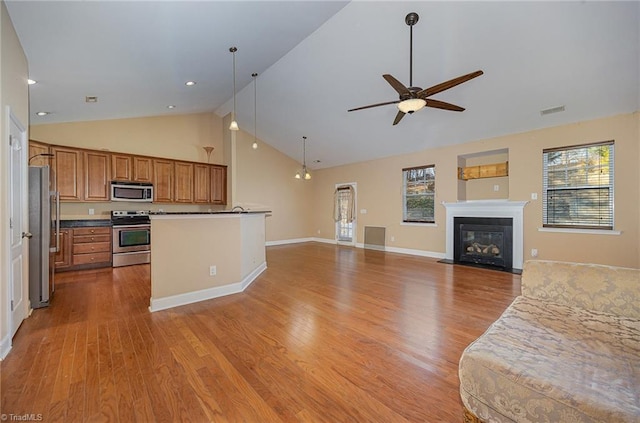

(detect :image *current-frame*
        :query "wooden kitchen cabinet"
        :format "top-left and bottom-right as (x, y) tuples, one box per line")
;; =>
(210, 165), (227, 205)
(133, 156), (153, 182)
(153, 159), (174, 202)
(111, 153), (132, 181)
(28, 141), (51, 166)
(193, 164), (210, 203)
(84, 151), (111, 201)
(53, 229), (72, 270)
(51, 146), (84, 201)
(174, 161), (194, 203)
(71, 227), (112, 268)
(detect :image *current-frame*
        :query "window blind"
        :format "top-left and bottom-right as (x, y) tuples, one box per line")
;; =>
(542, 141), (614, 229)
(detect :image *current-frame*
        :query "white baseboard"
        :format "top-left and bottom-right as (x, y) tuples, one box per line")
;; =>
(0, 333), (12, 360)
(383, 245), (446, 259)
(149, 262), (267, 312)
(268, 237), (445, 260)
(266, 238), (314, 246)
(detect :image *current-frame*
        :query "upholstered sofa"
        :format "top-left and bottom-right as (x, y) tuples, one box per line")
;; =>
(459, 260), (640, 423)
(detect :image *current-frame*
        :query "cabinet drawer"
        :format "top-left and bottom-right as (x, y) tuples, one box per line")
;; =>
(73, 227), (111, 236)
(73, 234), (111, 244)
(72, 252), (112, 266)
(73, 242), (111, 254)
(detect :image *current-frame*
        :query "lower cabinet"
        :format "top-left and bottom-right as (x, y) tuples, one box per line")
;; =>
(55, 226), (112, 271)
(54, 229), (72, 270)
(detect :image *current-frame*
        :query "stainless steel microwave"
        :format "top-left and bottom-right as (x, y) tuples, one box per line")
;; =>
(110, 181), (154, 202)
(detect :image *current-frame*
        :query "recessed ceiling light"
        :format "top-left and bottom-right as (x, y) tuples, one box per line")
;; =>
(313, 160), (322, 163)
(28, 79), (37, 85)
(185, 81), (196, 86)
(36, 111), (49, 116)
(167, 105), (176, 109)
(86, 96), (98, 103)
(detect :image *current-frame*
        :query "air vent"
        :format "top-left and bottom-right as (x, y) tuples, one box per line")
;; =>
(85, 96), (98, 103)
(540, 105), (565, 116)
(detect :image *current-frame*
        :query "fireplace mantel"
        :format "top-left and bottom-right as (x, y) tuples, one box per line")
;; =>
(443, 200), (528, 270)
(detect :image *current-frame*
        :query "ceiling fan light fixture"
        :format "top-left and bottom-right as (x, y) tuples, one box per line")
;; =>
(398, 98), (426, 114)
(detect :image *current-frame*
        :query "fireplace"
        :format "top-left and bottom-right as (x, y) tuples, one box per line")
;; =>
(454, 217), (513, 270)
(443, 200), (528, 271)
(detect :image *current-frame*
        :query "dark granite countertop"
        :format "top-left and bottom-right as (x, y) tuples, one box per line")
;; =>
(60, 219), (112, 228)
(148, 211), (270, 216)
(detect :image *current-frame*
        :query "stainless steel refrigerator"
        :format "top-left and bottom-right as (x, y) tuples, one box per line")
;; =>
(28, 166), (60, 309)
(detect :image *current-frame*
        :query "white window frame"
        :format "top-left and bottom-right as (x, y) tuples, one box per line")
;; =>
(402, 165), (435, 224)
(542, 141), (614, 230)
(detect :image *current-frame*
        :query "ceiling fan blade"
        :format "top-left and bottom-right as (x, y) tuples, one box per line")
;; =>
(348, 100), (400, 112)
(425, 99), (465, 112)
(393, 110), (406, 125)
(418, 70), (483, 98)
(383, 74), (410, 96)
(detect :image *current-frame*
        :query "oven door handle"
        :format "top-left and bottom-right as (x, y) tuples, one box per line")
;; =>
(112, 224), (151, 229)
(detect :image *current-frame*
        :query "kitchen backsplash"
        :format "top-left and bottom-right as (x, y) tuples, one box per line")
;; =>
(60, 202), (224, 220)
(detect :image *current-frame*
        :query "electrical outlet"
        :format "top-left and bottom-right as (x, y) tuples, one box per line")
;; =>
(209, 265), (217, 276)
(391, 236), (395, 242)
(493, 185), (500, 192)
(360, 209), (367, 214)
(88, 208), (95, 215)
(531, 193), (538, 200)
(531, 249), (538, 257)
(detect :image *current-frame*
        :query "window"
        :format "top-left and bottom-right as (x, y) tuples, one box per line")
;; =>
(543, 141), (614, 229)
(403, 165), (435, 223)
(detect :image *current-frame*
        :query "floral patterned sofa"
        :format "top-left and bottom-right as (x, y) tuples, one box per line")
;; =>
(459, 260), (640, 423)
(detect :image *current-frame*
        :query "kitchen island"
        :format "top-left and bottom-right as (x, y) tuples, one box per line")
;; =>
(148, 211), (269, 312)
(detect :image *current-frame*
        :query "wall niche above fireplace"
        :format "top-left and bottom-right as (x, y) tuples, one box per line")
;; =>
(457, 148), (509, 201)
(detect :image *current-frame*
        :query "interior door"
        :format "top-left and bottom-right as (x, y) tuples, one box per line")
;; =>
(9, 113), (27, 337)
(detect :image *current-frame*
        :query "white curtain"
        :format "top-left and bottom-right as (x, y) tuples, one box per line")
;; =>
(333, 186), (355, 223)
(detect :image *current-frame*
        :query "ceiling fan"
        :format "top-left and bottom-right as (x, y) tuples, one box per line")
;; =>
(348, 12), (483, 126)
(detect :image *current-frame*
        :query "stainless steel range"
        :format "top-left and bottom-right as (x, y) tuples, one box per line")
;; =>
(111, 210), (151, 267)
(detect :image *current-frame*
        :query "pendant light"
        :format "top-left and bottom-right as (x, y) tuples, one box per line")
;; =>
(229, 47), (239, 131)
(295, 136), (311, 180)
(252, 72), (258, 149)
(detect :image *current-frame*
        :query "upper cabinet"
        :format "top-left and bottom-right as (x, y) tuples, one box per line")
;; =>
(28, 141), (51, 167)
(174, 162), (194, 203)
(84, 151), (111, 201)
(133, 156), (153, 183)
(30, 141), (227, 205)
(51, 146), (84, 201)
(210, 165), (227, 205)
(153, 159), (174, 203)
(193, 164), (210, 204)
(111, 154), (132, 181)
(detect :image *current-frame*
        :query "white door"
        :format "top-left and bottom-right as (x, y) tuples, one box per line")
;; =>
(9, 112), (27, 337)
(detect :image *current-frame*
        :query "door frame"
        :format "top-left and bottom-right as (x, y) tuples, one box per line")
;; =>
(2, 108), (28, 359)
(335, 182), (357, 246)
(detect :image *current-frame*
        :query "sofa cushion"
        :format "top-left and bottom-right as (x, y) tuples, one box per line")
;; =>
(520, 260), (640, 319)
(459, 296), (640, 423)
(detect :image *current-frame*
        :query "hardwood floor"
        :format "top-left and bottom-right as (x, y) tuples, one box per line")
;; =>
(1, 243), (520, 422)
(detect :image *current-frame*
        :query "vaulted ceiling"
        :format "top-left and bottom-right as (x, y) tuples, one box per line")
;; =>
(6, 1), (639, 169)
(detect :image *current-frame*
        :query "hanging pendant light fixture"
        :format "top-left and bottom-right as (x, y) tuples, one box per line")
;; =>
(295, 136), (311, 180)
(229, 46), (239, 131)
(252, 72), (258, 149)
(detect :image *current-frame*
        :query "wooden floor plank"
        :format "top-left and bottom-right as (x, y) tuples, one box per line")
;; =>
(1, 243), (519, 422)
